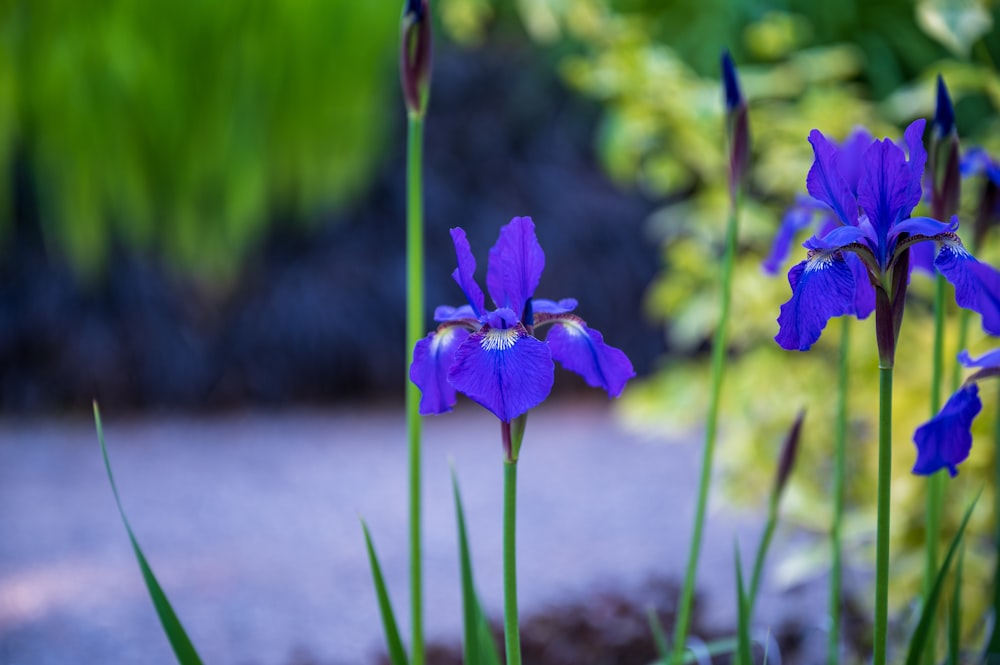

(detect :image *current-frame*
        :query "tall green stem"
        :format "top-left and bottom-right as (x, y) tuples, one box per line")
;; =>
(670, 200), (741, 663)
(828, 318), (850, 665)
(503, 458), (521, 665)
(874, 364), (894, 665)
(406, 112), (425, 665)
(989, 388), (1000, 655)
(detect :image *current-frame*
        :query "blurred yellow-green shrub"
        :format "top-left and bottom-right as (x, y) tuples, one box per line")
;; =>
(442, 0), (1000, 649)
(2, 1), (398, 278)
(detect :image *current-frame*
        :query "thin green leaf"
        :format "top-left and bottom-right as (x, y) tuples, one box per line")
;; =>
(947, 541), (964, 665)
(452, 468), (501, 665)
(735, 545), (754, 665)
(904, 491), (981, 665)
(94, 402), (204, 665)
(645, 605), (671, 665)
(361, 520), (410, 665)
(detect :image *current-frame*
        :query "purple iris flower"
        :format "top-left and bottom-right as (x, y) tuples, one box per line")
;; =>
(410, 216), (635, 422)
(912, 348), (1000, 476)
(775, 119), (1000, 351)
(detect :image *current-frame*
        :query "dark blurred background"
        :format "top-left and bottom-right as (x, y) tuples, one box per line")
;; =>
(0, 2), (666, 414)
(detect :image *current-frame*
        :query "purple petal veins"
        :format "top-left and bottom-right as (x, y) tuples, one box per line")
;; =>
(912, 384), (981, 477)
(544, 316), (636, 397)
(775, 252), (857, 351)
(806, 130), (859, 227)
(486, 216), (545, 317)
(448, 322), (554, 422)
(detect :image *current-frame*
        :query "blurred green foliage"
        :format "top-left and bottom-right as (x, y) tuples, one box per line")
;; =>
(441, 0), (1000, 650)
(2, 1), (398, 278)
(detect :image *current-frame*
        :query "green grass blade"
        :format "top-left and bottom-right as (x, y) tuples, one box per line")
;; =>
(734, 545), (753, 665)
(361, 520), (410, 665)
(946, 541), (964, 665)
(94, 402), (204, 665)
(904, 491), (980, 665)
(646, 605), (671, 665)
(452, 468), (501, 665)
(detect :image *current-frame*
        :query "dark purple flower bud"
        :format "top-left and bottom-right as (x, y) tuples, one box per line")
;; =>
(721, 50), (750, 199)
(930, 75), (960, 218)
(933, 75), (956, 139)
(771, 410), (804, 507)
(400, 0), (432, 117)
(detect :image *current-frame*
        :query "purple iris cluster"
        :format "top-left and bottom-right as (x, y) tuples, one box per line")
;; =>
(410, 216), (635, 423)
(774, 119), (1000, 352)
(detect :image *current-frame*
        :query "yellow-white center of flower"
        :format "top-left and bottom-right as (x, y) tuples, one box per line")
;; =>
(480, 327), (520, 352)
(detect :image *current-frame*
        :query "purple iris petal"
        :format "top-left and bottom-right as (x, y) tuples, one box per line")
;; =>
(775, 252), (857, 351)
(935, 238), (1000, 335)
(846, 253), (875, 318)
(533, 298), (578, 314)
(806, 130), (859, 227)
(486, 216), (545, 317)
(448, 322), (554, 422)
(839, 128), (874, 194)
(544, 317), (635, 397)
(912, 383), (981, 477)
(903, 119), (928, 210)
(450, 228), (486, 317)
(804, 225), (868, 252)
(410, 325), (472, 415)
(434, 304), (478, 322)
(858, 138), (911, 253)
(959, 348), (1000, 368)
(891, 215), (959, 239)
(762, 196), (818, 275)
(909, 240), (936, 275)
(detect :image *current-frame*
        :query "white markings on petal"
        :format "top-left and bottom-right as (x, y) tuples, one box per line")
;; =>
(804, 250), (841, 273)
(480, 326), (521, 352)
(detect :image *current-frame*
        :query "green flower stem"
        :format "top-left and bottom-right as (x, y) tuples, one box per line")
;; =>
(922, 273), (948, 665)
(406, 112), (426, 665)
(503, 455), (521, 665)
(874, 364), (894, 665)
(829, 317), (850, 665)
(670, 199), (741, 663)
(990, 388), (1000, 655)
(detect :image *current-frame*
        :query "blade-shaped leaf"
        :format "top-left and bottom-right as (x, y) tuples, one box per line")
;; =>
(645, 605), (671, 665)
(947, 542), (964, 665)
(94, 402), (204, 665)
(734, 545), (754, 665)
(905, 491), (980, 665)
(452, 468), (501, 665)
(361, 521), (410, 665)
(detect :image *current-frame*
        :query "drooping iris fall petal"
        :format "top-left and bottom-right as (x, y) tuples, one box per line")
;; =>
(775, 253), (857, 351)
(544, 317), (635, 397)
(447, 322), (554, 422)
(410, 325), (472, 415)
(912, 383), (981, 477)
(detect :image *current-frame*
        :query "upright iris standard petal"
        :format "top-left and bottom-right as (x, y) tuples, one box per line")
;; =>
(410, 325), (472, 415)
(902, 119), (928, 210)
(912, 384), (981, 477)
(486, 216), (545, 316)
(935, 236), (1000, 335)
(858, 139), (911, 258)
(450, 228), (486, 317)
(543, 316), (636, 397)
(776, 252), (857, 351)
(806, 130), (859, 227)
(448, 322), (554, 422)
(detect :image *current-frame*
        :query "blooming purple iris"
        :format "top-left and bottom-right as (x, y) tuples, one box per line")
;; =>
(912, 348), (1000, 476)
(775, 119), (1000, 351)
(410, 216), (635, 422)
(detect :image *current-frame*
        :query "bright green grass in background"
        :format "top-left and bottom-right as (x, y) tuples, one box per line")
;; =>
(0, 1), (398, 279)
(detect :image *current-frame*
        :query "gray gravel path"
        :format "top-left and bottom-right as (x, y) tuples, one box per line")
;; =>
(0, 398), (815, 664)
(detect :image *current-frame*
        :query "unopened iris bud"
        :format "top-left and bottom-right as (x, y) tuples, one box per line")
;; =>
(930, 75), (960, 218)
(770, 410), (804, 510)
(721, 50), (750, 200)
(400, 0), (432, 117)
